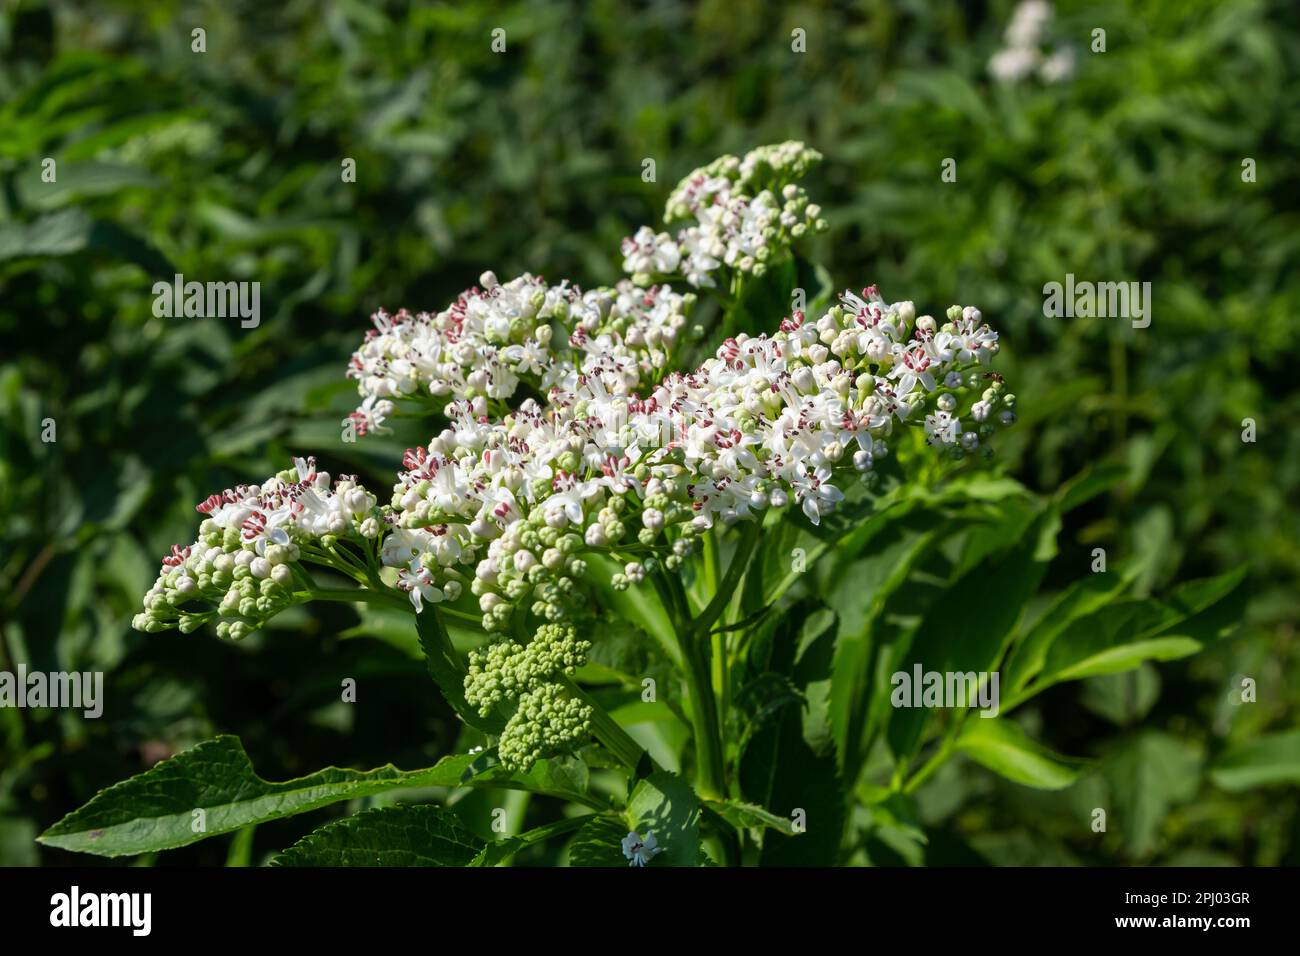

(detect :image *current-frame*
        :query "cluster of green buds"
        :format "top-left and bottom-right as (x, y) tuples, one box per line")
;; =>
(498, 682), (594, 772)
(465, 622), (595, 770)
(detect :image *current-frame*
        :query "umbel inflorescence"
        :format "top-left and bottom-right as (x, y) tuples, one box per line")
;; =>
(134, 142), (1016, 770)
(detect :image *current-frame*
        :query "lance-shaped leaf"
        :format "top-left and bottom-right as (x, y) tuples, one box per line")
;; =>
(1020, 568), (1246, 695)
(1210, 731), (1300, 792)
(38, 736), (598, 857)
(955, 717), (1085, 790)
(272, 805), (482, 867)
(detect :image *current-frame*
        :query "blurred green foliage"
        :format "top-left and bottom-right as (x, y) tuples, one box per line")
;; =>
(1, 0), (1297, 865)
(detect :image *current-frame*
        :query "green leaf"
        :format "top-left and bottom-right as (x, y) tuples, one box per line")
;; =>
(1055, 461), (1129, 513)
(417, 609), (506, 734)
(955, 717), (1085, 790)
(1023, 569), (1246, 695)
(701, 799), (796, 836)
(37, 736), (470, 857)
(568, 814), (631, 867)
(1210, 731), (1300, 791)
(37, 736), (594, 857)
(887, 510), (1052, 762)
(272, 805), (482, 867)
(0, 208), (93, 260)
(16, 160), (158, 210)
(1004, 571), (1131, 692)
(1079, 665), (1161, 726)
(1104, 732), (1202, 858)
(625, 771), (701, 866)
(826, 510), (942, 780)
(470, 813), (596, 867)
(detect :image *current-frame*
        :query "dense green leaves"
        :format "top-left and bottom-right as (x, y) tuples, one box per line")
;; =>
(5, 0), (1297, 870)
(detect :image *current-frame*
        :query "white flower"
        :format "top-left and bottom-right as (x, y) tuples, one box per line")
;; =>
(621, 830), (661, 867)
(621, 226), (681, 276)
(924, 410), (961, 446)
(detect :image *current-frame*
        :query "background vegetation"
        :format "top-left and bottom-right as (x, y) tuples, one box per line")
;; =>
(1, 0), (1297, 866)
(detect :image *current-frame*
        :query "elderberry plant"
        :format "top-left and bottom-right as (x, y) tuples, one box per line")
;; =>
(42, 143), (1243, 867)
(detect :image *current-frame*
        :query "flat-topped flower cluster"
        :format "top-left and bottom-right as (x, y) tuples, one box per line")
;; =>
(345, 274), (694, 436)
(134, 143), (1016, 770)
(380, 287), (1012, 633)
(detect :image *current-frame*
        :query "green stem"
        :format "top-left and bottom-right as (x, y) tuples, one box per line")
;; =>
(695, 520), (762, 636)
(304, 587), (412, 612)
(556, 674), (649, 774)
(478, 813), (599, 866)
(657, 570), (727, 800)
(901, 711), (970, 795)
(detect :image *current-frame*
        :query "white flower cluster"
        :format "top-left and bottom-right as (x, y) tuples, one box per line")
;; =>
(139, 144), (1020, 774)
(133, 458), (380, 640)
(988, 0), (1075, 84)
(379, 285), (1014, 635)
(345, 273), (694, 435)
(621, 141), (828, 289)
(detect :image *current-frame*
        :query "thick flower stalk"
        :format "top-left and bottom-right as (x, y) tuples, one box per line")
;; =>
(622, 141), (828, 289)
(345, 273), (694, 435)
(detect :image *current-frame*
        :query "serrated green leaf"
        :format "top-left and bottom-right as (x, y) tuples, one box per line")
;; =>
(568, 814), (631, 867)
(272, 805), (482, 866)
(625, 771), (701, 866)
(37, 736), (595, 857)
